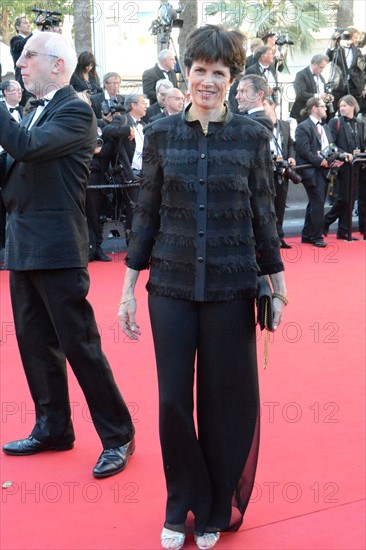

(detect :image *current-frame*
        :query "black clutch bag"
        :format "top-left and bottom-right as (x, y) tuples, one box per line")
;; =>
(256, 276), (274, 332)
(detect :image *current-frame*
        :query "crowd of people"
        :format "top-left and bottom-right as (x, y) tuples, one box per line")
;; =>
(0, 14), (365, 550)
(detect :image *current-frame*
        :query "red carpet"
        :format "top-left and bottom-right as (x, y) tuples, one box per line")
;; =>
(0, 235), (365, 550)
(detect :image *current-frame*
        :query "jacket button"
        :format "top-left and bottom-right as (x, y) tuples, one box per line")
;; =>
(199, 179), (205, 185)
(200, 153), (206, 159)
(199, 231), (204, 237)
(199, 204), (205, 210)
(197, 256), (204, 262)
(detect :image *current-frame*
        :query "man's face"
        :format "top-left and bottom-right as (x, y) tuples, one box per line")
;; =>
(161, 53), (175, 72)
(104, 76), (121, 97)
(339, 100), (355, 118)
(4, 81), (23, 106)
(17, 17), (32, 36)
(131, 96), (147, 119)
(165, 90), (184, 114)
(266, 35), (276, 48)
(156, 86), (170, 107)
(16, 35), (59, 97)
(236, 81), (262, 113)
(260, 48), (274, 66)
(312, 61), (328, 75)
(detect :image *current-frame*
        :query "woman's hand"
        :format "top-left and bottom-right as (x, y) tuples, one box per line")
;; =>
(272, 296), (286, 331)
(118, 296), (141, 340)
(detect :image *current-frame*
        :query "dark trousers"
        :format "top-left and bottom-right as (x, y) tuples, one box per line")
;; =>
(274, 176), (289, 239)
(85, 188), (107, 256)
(302, 174), (328, 240)
(148, 295), (260, 534)
(10, 268), (134, 449)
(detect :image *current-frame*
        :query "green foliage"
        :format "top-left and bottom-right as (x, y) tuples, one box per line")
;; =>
(203, 0), (340, 53)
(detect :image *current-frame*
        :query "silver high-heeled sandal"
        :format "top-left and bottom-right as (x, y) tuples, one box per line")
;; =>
(194, 532), (220, 550)
(161, 527), (186, 550)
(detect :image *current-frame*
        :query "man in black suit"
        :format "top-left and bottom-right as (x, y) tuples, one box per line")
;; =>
(235, 74), (274, 131)
(102, 93), (147, 243)
(0, 32), (135, 477)
(324, 95), (365, 239)
(142, 78), (173, 123)
(142, 49), (177, 105)
(290, 54), (331, 123)
(245, 45), (279, 103)
(90, 72), (125, 120)
(326, 27), (364, 110)
(0, 80), (23, 254)
(10, 15), (33, 106)
(150, 87), (184, 122)
(263, 97), (297, 249)
(295, 98), (344, 247)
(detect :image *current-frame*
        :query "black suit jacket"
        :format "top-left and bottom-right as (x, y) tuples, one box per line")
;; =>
(0, 85), (97, 270)
(142, 101), (164, 123)
(243, 110), (274, 132)
(326, 44), (364, 96)
(295, 117), (332, 184)
(142, 64), (177, 104)
(245, 62), (279, 102)
(275, 120), (295, 160)
(290, 67), (326, 122)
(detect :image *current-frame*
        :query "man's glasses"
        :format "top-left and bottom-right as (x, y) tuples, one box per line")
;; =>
(23, 50), (59, 59)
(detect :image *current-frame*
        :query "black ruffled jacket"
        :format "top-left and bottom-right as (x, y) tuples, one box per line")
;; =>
(126, 106), (284, 302)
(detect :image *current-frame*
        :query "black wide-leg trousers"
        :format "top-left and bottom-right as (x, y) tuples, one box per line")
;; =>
(9, 268), (134, 449)
(148, 295), (260, 534)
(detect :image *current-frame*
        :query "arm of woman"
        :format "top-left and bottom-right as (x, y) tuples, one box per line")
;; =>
(118, 267), (141, 340)
(269, 271), (288, 330)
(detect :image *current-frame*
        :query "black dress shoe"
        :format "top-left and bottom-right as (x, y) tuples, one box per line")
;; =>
(301, 237), (313, 244)
(93, 438), (135, 478)
(2, 436), (74, 456)
(95, 250), (112, 262)
(312, 239), (327, 247)
(280, 239), (292, 249)
(336, 234), (358, 241)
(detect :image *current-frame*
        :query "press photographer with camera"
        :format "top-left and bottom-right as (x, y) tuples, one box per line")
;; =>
(263, 97), (298, 249)
(323, 95), (365, 240)
(90, 72), (125, 122)
(326, 27), (364, 112)
(245, 45), (280, 104)
(295, 98), (344, 247)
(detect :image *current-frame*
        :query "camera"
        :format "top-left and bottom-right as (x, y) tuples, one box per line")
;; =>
(320, 145), (348, 164)
(32, 7), (62, 32)
(276, 35), (295, 47)
(149, 0), (183, 36)
(101, 100), (125, 117)
(324, 85), (335, 115)
(332, 27), (352, 41)
(272, 154), (302, 184)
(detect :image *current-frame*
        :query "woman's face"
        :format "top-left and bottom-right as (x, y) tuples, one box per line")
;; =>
(186, 59), (232, 112)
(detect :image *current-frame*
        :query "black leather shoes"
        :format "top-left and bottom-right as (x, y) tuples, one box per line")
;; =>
(2, 436), (74, 456)
(280, 239), (292, 249)
(336, 234), (358, 241)
(301, 237), (313, 244)
(95, 250), (112, 262)
(93, 438), (135, 478)
(312, 239), (327, 247)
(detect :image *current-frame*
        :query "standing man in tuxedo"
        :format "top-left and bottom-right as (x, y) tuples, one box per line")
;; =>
(245, 45), (279, 104)
(263, 97), (297, 249)
(0, 80), (23, 254)
(142, 79), (173, 123)
(295, 98), (344, 247)
(235, 74), (274, 131)
(0, 32), (135, 478)
(290, 55), (331, 122)
(142, 49), (177, 105)
(10, 15), (33, 106)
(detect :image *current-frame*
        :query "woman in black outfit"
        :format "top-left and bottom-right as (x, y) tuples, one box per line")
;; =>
(119, 25), (288, 550)
(70, 51), (101, 95)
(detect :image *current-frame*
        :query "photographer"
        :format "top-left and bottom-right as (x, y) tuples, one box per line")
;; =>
(326, 27), (364, 111)
(90, 72), (125, 121)
(295, 98), (344, 247)
(10, 15), (33, 106)
(102, 94), (147, 243)
(263, 97), (298, 249)
(290, 55), (331, 123)
(245, 46), (280, 104)
(324, 95), (365, 240)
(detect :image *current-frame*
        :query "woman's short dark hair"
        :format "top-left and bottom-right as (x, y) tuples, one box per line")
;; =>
(74, 51), (100, 86)
(183, 25), (246, 80)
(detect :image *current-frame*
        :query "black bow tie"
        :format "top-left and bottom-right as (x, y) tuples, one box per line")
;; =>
(29, 98), (50, 108)
(9, 106), (21, 113)
(134, 120), (142, 126)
